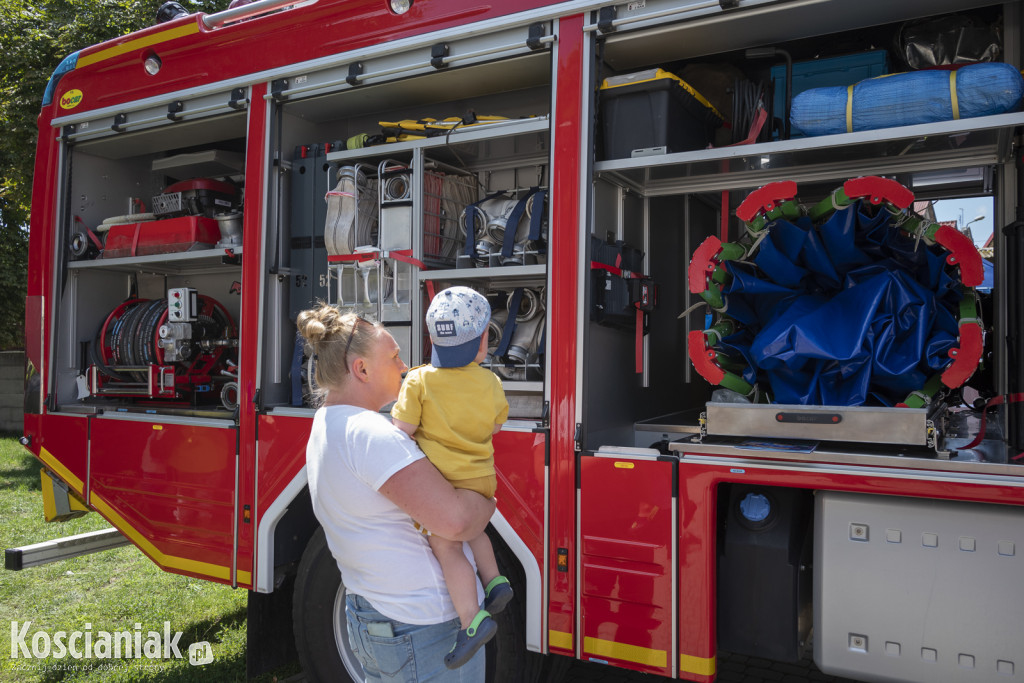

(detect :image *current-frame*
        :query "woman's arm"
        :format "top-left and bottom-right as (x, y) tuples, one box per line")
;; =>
(378, 458), (494, 541)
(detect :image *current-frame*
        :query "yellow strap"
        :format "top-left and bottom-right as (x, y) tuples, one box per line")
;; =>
(950, 70), (960, 120)
(846, 84), (854, 133)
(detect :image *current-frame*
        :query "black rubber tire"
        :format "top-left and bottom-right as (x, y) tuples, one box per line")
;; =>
(292, 527), (362, 683)
(487, 528), (572, 683)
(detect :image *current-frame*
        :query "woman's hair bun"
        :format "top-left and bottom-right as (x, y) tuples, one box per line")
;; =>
(296, 304), (338, 344)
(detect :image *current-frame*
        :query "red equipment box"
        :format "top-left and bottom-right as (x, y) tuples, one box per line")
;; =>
(102, 216), (221, 259)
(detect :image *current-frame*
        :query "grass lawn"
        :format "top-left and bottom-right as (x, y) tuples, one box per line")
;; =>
(0, 433), (301, 682)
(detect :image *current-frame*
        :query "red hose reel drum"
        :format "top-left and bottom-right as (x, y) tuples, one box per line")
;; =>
(94, 294), (236, 399)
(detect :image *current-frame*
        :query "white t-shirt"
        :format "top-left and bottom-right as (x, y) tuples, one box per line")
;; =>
(306, 404), (480, 625)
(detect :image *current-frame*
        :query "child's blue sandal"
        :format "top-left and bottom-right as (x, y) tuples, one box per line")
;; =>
(483, 576), (513, 615)
(444, 610), (496, 670)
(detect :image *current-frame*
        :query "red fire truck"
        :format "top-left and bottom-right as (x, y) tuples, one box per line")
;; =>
(15, 0), (1024, 680)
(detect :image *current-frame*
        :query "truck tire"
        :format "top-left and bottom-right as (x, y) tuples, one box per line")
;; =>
(292, 527), (363, 683)
(294, 526), (570, 682)
(487, 528), (571, 683)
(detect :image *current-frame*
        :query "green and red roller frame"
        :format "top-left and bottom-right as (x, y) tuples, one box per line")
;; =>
(687, 176), (985, 402)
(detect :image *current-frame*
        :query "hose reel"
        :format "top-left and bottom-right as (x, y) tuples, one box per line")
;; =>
(90, 291), (238, 407)
(688, 176), (984, 408)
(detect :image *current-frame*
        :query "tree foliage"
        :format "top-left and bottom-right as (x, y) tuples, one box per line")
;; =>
(0, 0), (225, 349)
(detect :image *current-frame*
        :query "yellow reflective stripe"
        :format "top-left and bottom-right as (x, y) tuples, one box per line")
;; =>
(90, 491), (235, 583)
(681, 652), (717, 676)
(583, 636), (667, 668)
(77, 22), (200, 67)
(950, 70), (960, 120)
(36, 451), (251, 586)
(548, 630), (573, 650)
(38, 446), (84, 494)
(600, 68), (724, 120)
(846, 84), (855, 133)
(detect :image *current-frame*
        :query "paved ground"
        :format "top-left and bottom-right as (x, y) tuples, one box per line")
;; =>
(282, 649), (865, 682)
(562, 651), (863, 683)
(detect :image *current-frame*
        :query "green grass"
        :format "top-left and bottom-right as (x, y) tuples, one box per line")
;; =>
(0, 433), (301, 682)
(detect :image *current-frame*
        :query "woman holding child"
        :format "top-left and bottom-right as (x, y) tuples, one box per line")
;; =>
(297, 289), (507, 682)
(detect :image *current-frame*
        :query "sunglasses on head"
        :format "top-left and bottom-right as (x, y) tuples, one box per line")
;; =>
(342, 316), (373, 370)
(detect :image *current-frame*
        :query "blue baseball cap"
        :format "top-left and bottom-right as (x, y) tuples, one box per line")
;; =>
(427, 286), (490, 368)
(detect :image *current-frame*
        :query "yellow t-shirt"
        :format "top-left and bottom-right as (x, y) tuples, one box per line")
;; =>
(391, 363), (509, 482)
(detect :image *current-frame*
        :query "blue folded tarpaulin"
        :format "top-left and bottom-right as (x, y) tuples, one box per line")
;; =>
(791, 61), (1024, 136)
(717, 200), (961, 406)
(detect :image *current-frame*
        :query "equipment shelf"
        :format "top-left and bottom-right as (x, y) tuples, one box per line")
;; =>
(420, 264), (546, 286)
(67, 247), (243, 275)
(324, 116), (550, 169)
(595, 112), (1024, 195)
(499, 381), (544, 392)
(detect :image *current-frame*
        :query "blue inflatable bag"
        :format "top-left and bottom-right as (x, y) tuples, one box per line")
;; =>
(791, 62), (1024, 136)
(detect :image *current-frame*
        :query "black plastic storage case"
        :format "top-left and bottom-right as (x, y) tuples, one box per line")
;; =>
(600, 68), (723, 160)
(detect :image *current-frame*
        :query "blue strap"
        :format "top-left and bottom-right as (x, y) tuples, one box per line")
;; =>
(495, 288), (523, 359)
(290, 330), (305, 406)
(528, 189), (547, 243)
(463, 191), (507, 257)
(500, 189), (538, 259)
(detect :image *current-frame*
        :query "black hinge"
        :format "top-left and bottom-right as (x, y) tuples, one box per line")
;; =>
(167, 100), (184, 121)
(111, 113), (128, 133)
(271, 78), (289, 101)
(61, 124), (76, 142)
(597, 6), (617, 34)
(228, 87), (248, 110)
(430, 42), (450, 69)
(347, 62), (364, 86)
(719, 0), (740, 8)
(540, 400), (550, 429)
(526, 23), (546, 50)
(573, 422), (583, 452)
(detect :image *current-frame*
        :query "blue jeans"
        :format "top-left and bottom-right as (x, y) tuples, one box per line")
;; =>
(345, 593), (485, 682)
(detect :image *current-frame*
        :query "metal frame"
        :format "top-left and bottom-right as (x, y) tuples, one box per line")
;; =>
(5, 529), (129, 571)
(595, 113), (1024, 196)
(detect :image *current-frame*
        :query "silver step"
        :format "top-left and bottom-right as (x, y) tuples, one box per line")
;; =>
(5, 528), (130, 571)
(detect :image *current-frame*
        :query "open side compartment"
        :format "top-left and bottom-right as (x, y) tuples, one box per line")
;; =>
(53, 110), (247, 418)
(582, 1), (1019, 469)
(269, 50), (553, 418)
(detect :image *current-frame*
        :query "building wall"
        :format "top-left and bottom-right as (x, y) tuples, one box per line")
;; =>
(0, 351), (25, 433)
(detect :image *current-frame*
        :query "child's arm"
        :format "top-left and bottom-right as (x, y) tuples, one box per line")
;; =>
(391, 368), (421, 438)
(393, 417), (418, 437)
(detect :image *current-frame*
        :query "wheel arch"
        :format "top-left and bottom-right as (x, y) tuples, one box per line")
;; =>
(255, 466), (316, 593)
(255, 467), (543, 655)
(490, 508), (543, 653)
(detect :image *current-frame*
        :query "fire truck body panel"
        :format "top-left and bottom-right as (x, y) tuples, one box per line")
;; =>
(493, 429), (548, 563)
(579, 452), (676, 676)
(89, 416), (243, 582)
(676, 458), (1024, 681)
(30, 413), (90, 499)
(52, 1), (562, 117)
(546, 10), (587, 665)
(19, 0), (1024, 681)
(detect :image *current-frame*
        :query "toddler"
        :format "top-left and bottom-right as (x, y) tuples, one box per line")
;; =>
(392, 286), (513, 669)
